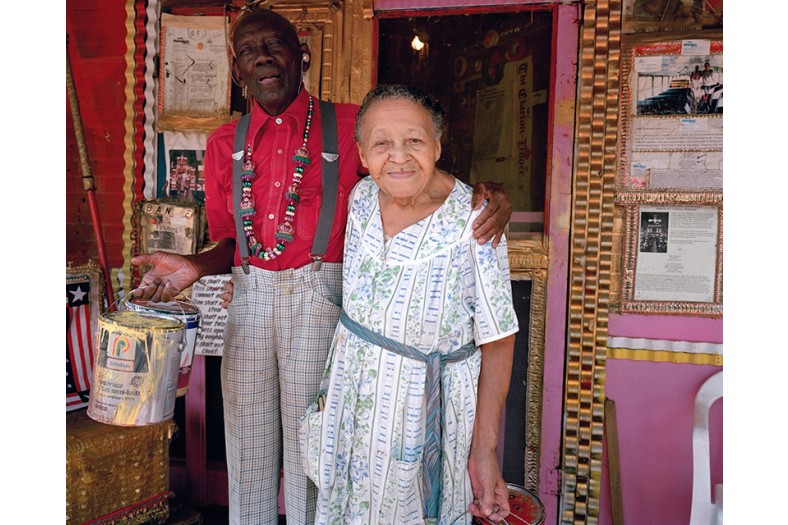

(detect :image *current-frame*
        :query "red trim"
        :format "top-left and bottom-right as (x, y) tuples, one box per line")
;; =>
(131, 0), (147, 208)
(374, 4), (552, 18)
(87, 189), (118, 310)
(185, 355), (208, 505)
(634, 41), (723, 56)
(82, 491), (170, 524)
(542, 4), (559, 235)
(170, 6), (228, 16)
(538, 6), (580, 524)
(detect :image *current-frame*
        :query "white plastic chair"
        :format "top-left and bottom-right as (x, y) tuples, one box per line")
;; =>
(689, 370), (723, 525)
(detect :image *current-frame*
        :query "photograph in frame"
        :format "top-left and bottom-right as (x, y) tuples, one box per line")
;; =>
(162, 131), (209, 205)
(618, 40), (722, 193)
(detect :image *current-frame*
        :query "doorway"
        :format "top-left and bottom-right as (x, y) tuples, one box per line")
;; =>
(374, 5), (578, 522)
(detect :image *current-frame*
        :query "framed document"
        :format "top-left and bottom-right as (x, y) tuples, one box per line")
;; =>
(618, 39), (722, 194)
(615, 38), (722, 316)
(158, 13), (233, 131)
(620, 202), (722, 316)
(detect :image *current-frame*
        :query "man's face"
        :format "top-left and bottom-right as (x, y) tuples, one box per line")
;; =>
(232, 14), (308, 115)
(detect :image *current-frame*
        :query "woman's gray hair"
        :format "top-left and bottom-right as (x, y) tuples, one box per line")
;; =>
(354, 84), (446, 143)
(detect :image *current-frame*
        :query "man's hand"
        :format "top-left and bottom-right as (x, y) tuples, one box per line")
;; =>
(130, 251), (200, 303)
(219, 279), (234, 309)
(467, 447), (510, 522)
(470, 181), (513, 248)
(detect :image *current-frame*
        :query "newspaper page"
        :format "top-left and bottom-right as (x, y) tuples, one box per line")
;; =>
(191, 275), (231, 356)
(470, 58), (534, 211)
(159, 14), (231, 129)
(633, 205), (718, 302)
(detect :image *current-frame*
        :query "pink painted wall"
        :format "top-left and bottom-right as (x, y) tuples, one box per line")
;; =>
(598, 358), (723, 525)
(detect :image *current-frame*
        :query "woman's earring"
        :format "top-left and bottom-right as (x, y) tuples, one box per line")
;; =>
(242, 84), (248, 99)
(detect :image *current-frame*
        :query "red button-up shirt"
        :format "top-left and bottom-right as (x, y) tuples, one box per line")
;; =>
(204, 89), (363, 270)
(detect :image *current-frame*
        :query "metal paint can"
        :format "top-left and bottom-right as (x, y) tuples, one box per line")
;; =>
(123, 298), (201, 397)
(87, 310), (184, 426)
(472, 484), (546, 525)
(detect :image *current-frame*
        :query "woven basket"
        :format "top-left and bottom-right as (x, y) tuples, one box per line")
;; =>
(66, 409), (177, 524)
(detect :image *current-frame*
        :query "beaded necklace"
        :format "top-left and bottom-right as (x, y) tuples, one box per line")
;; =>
(239, 96), (313, 261)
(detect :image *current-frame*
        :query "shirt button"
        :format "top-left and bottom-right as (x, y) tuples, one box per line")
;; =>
(274, 181), (281, 187)
(268, 213), (275, 220)
(277, 149), (283, 155)
(275, 117), (283, 124)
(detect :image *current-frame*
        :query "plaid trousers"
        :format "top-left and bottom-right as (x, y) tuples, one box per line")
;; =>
(222, 263), (342, 525)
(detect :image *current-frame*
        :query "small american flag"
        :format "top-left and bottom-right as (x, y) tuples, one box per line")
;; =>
(67, 278), (95, 411)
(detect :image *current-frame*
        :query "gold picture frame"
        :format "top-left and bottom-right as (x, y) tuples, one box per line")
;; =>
(619, 200), (722, 316)
(615, 38), (722, 317)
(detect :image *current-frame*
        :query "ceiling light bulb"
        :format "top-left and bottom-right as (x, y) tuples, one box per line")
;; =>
(411, 35), (425, 51)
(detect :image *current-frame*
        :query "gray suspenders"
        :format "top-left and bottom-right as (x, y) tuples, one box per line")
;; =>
(312, 100), (339, 270)
(231, 113), (252, 272)
(232, 100), (339, 273)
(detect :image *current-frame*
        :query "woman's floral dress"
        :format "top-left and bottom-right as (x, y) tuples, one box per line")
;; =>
(301, 176), (518, 525)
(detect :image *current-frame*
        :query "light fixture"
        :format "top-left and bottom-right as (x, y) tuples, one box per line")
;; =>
(411, 28), (430, 52)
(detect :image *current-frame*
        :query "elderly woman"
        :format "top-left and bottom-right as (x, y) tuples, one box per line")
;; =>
(301, 85), (518, 525)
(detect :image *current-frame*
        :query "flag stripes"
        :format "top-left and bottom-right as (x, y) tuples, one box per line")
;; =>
(67, 280), (95, 411)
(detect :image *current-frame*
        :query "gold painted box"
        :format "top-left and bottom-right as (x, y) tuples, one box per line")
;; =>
(66, 409), (176, 524)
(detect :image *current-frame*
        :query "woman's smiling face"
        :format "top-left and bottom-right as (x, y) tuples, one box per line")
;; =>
(356, 97), (442, 201)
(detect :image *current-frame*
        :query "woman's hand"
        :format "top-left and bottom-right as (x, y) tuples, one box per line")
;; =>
(470, 181), (513, 248)
(469, 334), (515, 522)
(468, 447), (510, 522)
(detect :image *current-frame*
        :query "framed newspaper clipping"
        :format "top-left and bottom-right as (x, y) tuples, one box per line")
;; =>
(616, 38), (722, 316)
(158, 13), (233, 131)
(618, 199), (722, 316)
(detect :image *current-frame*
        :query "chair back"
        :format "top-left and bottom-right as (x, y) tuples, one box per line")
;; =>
(689, 370), (723, 525)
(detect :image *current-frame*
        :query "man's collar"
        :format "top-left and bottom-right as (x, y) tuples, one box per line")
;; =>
(248, 88), (312, 140)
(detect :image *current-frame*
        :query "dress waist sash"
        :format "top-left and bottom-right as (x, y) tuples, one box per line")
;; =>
(338, 310), (476, 521)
